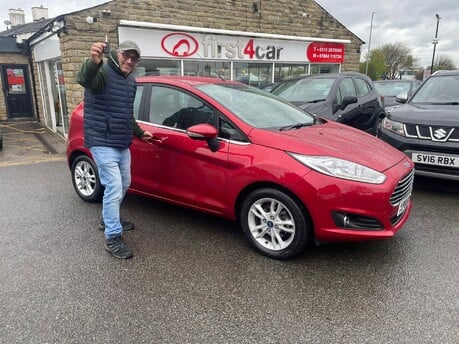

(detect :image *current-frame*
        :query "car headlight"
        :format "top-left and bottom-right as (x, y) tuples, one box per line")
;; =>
(384, 105), (400, 114)
(382, 117), (405, 136)
(289, 153), (387, 184)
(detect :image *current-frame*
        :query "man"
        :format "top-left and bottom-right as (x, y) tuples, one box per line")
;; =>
(77, 40), (153, 259)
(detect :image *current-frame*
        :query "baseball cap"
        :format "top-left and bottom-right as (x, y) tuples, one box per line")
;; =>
(118, 41), (141, 57)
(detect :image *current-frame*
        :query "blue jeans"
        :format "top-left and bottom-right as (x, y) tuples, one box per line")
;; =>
(90, 147), (131, 239)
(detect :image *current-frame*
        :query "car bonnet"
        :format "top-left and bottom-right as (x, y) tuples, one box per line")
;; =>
(248, 122), (406, 172)
(389, 103), (459, 126)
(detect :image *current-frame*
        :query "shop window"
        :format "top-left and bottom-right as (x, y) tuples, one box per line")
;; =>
(274, 64), (308, 81)
(310, 64), (340, 74)
(137, 59), (181, 76)
(183, 60), (230, 80)
(233, 62), (273, 88)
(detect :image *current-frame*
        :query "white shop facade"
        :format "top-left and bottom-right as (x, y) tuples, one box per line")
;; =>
(119, 21), (351, 88)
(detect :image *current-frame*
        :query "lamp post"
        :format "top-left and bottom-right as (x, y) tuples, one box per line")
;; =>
(365, 12), (376, 76)
(430, 14), (441, 74)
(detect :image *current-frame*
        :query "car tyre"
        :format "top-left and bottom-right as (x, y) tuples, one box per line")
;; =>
(240, 188), (310, 260)
(71, 155), (103, 203)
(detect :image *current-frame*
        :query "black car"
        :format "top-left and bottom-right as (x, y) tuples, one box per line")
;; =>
(374, 79), (422, 113)
(271, 72), (385, 135)
(379, 70), (459, 181)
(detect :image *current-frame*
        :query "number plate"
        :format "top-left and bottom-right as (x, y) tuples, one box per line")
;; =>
(397, 196), (410, 216)
(412, 152), (459, 168)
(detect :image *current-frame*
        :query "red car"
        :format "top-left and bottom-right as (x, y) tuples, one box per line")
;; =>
(67, 76), (414, 259)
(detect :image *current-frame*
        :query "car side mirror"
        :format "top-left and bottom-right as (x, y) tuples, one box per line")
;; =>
(186, 123), (221, 152)
(395, 92), (408, 104)
(340, 96), (358, 110)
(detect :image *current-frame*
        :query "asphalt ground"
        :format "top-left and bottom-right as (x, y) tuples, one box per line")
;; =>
(0, 120), (458, 343)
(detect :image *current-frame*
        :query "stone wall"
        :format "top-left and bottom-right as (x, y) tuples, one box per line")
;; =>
(47, 0), (364, 117)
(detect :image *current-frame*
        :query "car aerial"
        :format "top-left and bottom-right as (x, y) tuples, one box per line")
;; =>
(379, 70), (459, 181)
(67, 76), (414, 260)
(374, 79), (422, 113)
(270, 72), (385, 135)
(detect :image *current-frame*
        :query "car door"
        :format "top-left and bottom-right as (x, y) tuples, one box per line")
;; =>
(333, 77), (360, 126)
(349, 77), (379, 132)
(130, 84), (230, 214)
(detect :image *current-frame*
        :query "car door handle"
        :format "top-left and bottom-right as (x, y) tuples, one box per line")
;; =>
(146, 136), (165, 145)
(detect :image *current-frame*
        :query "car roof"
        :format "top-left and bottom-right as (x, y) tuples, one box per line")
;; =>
(282, 72), (369, 82)
(135, 75), (236, 86)
(374, 79), (418, 83)
(431, 70), (459, 76)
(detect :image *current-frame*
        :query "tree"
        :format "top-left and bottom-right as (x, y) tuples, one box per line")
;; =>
(380, 42), (417, 79)
(360, 48), (386, 80)
(434, 55), (457, 71)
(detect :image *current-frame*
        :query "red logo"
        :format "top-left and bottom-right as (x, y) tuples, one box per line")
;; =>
(306, 42), (345, 63)
(161, 33), (199, 57)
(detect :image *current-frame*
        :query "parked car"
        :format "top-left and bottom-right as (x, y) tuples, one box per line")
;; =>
(271, 72), (385, 135)
(67, 76), (414, 259)
(374, 79), (422, 113)
(379, 70), (459, 181)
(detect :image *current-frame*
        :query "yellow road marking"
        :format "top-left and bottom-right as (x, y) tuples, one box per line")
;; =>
(0, 156), (66, 168)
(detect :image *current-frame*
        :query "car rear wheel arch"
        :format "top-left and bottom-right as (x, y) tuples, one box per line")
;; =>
(237, 184), (313, 260)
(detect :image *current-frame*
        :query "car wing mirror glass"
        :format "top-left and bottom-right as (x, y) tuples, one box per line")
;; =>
(186, 123), (221, 152)
(341, 96), (358, 110)
(395, 92), (408, 103)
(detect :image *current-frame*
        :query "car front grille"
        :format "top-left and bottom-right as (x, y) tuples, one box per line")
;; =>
(389, 168), (415, 206)
(405, 124), (459, 142)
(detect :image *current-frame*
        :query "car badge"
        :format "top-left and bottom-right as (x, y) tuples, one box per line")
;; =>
(433, 128), (447, 140)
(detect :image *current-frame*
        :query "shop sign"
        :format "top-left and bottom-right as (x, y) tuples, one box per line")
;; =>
(306, 42), (345, 63)
(161, 33), (284, 61)
(119, 27), (347, 63)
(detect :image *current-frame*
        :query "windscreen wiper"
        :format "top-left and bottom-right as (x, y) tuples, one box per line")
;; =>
(305, 98), (326, 103)
(279, 122), (313, 131)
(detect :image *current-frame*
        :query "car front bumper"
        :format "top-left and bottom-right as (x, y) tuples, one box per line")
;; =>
(379, 129), (459, 181)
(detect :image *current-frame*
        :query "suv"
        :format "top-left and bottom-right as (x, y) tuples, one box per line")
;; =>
(379, 70), (459, 180)
(271, 72), (385, 135)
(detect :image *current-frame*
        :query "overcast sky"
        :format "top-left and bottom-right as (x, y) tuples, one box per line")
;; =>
(2, 0), (458, 68)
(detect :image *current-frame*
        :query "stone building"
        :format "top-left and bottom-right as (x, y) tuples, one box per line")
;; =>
(0, 0), (364, 138)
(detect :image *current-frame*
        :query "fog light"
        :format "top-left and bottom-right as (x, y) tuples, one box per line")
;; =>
(331, 211), (384, 230)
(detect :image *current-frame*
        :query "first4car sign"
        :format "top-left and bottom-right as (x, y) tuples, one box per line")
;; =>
(120, 26), (346, 63)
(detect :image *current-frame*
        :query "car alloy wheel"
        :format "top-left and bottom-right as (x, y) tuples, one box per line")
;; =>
(240, 188), (310, 260)
(71, 155), (103, 203)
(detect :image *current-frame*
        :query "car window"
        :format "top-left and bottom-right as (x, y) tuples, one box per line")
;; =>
(337, 78), (357, 102)
(197, 83), (315, 129)
(219, 117), (247, 142)
(149, 86), (216, 130)
(374, 81), (411, 96)
(272, 77), (334, 102)
(354, 77), (372, 96)
(133, 85), (144, 120)
(411, 74), (459, 103)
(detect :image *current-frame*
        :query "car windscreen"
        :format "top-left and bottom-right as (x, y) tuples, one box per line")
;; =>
(374, 81), (412, 96)
(411, 74), (459, 104)
(196, 83), (316, 129)
(271, 77), (334, 103)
